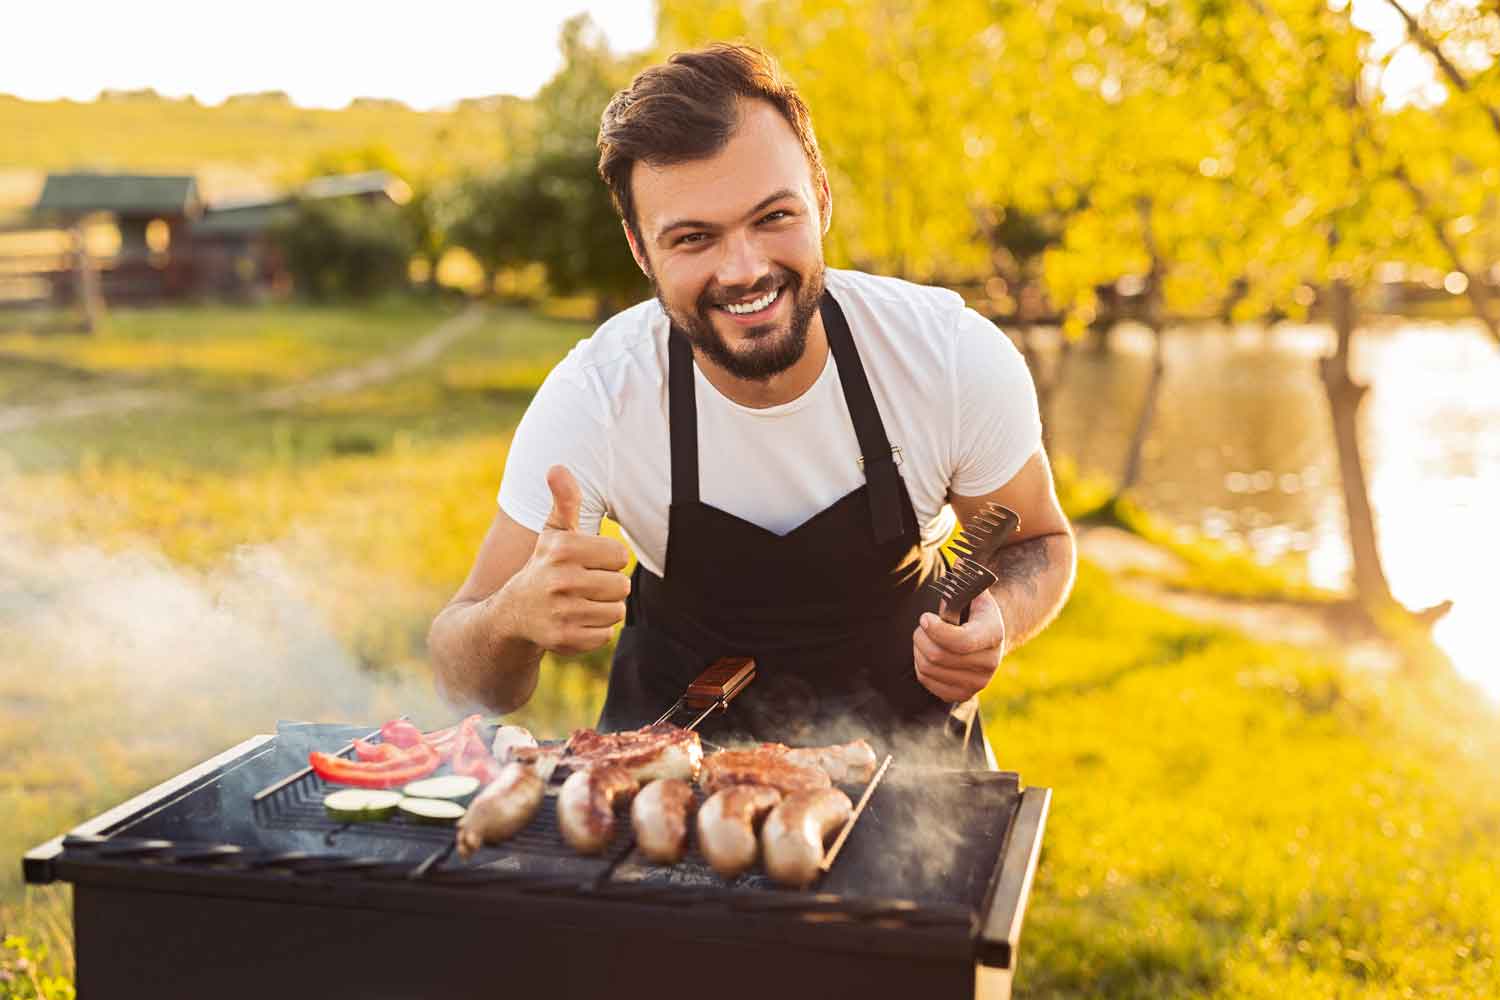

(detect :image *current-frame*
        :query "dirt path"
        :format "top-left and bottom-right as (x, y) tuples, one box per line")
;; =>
(0, 388), (182, 434)
(0, 303), (487, 431)
(1076, 524), (1399, 671)
(251, 304), (486, 410)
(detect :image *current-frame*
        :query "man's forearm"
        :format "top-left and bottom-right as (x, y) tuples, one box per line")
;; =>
(988, 531), (1076, 653)
(427, 590), (544, 713)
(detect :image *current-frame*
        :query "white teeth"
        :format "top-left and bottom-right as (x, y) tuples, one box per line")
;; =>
(723, 287), (779, 315)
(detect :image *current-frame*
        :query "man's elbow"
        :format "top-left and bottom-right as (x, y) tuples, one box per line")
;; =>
(427, 602), (538, 715)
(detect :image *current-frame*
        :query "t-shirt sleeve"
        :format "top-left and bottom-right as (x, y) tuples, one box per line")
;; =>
(497, 355), (611, 537)
(948, 308), (1043, 497)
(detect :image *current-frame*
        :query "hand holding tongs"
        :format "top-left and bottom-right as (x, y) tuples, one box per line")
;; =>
(929, 503), (1020, 751)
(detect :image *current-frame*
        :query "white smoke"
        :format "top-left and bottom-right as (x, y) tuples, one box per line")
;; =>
(0, 504), (450, 761)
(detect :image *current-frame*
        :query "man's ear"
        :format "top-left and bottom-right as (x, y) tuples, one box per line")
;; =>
(818, 176), (833, 235)
(622, 220), (651, 277)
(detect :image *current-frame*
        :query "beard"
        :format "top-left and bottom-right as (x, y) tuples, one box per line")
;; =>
(654, 262), (826, 382)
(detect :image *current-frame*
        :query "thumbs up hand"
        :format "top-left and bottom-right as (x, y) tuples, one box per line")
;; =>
(504, 465), (631, 655)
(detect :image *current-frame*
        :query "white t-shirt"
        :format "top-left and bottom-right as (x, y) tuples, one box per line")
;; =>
(498, 268), (1042, 577)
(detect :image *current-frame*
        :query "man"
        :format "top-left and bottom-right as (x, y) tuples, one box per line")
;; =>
(428, 44), (1075, 764)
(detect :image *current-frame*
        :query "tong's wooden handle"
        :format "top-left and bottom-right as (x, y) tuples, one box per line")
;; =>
(685, 657), (757, 709)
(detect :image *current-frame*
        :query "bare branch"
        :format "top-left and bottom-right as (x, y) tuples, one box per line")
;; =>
(1383, 0), (1500, 139)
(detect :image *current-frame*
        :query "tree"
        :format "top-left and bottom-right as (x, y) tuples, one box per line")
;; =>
(530, 15), (649, 313)
(271, 198), (414, 300)
(444, 169), (541, 296)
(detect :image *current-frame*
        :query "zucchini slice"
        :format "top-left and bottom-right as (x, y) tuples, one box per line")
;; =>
(398, 797), (466, 824)
(323, 789), (402, 822)
(402, 775), (481, 802)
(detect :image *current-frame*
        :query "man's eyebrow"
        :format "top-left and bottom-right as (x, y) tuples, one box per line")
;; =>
(655, 188), (801, 242)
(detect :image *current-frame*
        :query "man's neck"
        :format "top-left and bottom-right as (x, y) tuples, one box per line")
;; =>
(692, 309), (830, 409)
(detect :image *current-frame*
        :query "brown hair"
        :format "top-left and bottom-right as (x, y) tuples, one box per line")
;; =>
(597, 43), (827, 242)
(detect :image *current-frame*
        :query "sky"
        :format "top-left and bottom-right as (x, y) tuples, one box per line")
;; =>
(0, 0), (1439, 111)
(1, 1), (658, 110)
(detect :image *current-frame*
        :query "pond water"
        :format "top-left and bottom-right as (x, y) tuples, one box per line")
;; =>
(1046, 317), (1500, 702)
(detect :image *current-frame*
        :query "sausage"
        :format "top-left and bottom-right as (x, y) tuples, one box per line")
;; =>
(784, 740), (878, 785)
(455, 760), (544, 859)
(558, 765), (639, 855)
(760, 788), (853, 888)
(696, 785), (782, 879)
(630, 778), (696, 864)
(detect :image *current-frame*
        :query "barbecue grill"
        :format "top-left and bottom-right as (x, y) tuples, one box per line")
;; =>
(24, 720), (1050, 999)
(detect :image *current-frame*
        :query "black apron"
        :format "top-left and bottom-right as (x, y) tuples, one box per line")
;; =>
(598, 290), (992, 767)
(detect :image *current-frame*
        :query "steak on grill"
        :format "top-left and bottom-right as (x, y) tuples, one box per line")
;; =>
(562, 724), (704, 782)
(698, 745), (832, 796)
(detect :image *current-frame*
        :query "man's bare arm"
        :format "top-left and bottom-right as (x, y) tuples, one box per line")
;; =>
(428, 467), (629, 712)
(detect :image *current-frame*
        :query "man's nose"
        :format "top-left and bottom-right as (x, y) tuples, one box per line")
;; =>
(715, 229), (770, 292)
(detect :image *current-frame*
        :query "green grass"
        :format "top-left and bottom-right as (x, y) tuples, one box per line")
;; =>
(0, 297), (474, 396)
(2, 299), (1496, 997)
(1000, 565), (1500, 997)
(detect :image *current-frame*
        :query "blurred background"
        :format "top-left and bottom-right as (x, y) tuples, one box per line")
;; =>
(2, 1), (1497, 997)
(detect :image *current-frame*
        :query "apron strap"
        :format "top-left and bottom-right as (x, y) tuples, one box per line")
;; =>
(668, 329), (699, 505)
(819, 294), (907, 544)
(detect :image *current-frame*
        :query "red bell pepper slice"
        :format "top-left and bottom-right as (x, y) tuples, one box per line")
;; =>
(380, 719), (426, 749)
(310, 742), (440, 789)
(449, 716), (503, 786)
(353, 739), (400, 763)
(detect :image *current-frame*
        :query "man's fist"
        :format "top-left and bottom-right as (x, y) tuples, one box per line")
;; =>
(503, 465), (631, 655)
(911, 588), (1007, 702)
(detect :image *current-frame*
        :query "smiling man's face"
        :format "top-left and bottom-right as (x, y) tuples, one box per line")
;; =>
(625, 99), (830, 383)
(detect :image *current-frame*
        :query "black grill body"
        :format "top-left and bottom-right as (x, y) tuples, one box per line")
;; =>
(24, 724), (1049, 1000)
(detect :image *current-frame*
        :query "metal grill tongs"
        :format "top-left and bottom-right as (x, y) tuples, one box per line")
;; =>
(931, 502), (1021, 625)
(652, 656), (758, 729)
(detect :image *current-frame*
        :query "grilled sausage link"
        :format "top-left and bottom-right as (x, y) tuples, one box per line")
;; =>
(784, 739), (878, 785)
(456, 760), (544, 859)
(630, 778), (696, 864)
(697, 785), (783, 879)
(761, 788), (853, 888)
(558, 765), (639, 854)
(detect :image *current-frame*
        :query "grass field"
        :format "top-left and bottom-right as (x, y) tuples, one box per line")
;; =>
(2, 300), (1496, 998)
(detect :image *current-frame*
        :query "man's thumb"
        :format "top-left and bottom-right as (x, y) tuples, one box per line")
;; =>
(543, 465), (582, 532)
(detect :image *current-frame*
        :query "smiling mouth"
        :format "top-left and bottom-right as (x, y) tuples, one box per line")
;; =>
(717, 285), (783, 318)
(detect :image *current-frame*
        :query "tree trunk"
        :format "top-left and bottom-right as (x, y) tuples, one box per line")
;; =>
(1319, 280), (1396, 613)
(1117, 324), (1164, 494)
(1016, 323), (1071, 455)
(1116, 197), (1167, 496)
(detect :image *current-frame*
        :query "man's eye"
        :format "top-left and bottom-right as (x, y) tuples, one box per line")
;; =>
(761, 210), (791, 224)
(675, 233), (707, 246)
